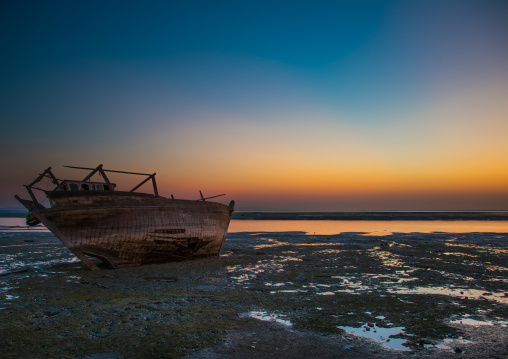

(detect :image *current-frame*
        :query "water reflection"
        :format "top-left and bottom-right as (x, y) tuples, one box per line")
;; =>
(338, 322), (409, 351)
(0, 218), (48, 232)
(227, 262), (284, 284)
(229, 220), (508, 235)
(389, 287), (508, 304)
(450, 318), (494, 326)
(368, 248), (406, 267)
(241, 311), (293, 326)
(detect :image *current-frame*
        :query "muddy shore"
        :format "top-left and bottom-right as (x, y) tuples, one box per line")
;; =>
(1, 230), (507, 358)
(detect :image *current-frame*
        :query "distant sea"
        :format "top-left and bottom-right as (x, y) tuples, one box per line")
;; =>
(231, 211), (508, 221)
(3, 207), (508, 221)
(229, 211), (508, 234)
(0, 208), (29, 218)
(2, 208), (508, 236)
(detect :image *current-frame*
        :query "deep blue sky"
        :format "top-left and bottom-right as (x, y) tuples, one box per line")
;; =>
(2, 1), (388, 66)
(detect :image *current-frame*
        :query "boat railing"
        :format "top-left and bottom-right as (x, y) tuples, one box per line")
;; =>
(20, 165), (159, 207)
(22, 167), (62, 206)
(64, 164), (158, 196)
(19, 164), (229, 204)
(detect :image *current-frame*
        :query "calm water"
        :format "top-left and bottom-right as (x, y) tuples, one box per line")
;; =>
(2, 217), (508, 235)
(228, 219), (508, 235)
(0, 218), (48, 232)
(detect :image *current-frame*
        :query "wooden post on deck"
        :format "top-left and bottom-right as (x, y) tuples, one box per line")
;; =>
(98, 167), (112, 185)
(130, 173), (157, 196)
(151, 175), (158, 197)
(82, 164), (104, 182)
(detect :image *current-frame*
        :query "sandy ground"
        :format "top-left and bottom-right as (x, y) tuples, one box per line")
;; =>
(1, 229), (507, 358)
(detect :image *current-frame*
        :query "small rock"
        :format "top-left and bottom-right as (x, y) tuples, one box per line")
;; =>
(42, 309), (60, 317)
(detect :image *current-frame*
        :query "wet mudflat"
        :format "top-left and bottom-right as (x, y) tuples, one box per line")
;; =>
(1, 230), (507, 358)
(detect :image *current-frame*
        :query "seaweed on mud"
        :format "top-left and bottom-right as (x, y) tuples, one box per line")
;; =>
(1, 274), (246, 358)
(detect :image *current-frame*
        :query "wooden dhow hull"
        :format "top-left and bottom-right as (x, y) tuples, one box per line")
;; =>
(18, 192), (234, 269)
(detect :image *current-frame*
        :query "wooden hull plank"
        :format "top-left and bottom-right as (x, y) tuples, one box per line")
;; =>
(15, 196), (100, 270)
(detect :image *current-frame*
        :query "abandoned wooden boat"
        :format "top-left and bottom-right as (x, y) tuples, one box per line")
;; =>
(15, 165), (235, 270)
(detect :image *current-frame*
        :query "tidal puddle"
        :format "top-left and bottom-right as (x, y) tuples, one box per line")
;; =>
(65, 275), (83, 283)
(254, 240), (343, 250)
(0, 256), (81, 275)
(451, 318), (494, 326)
(450, 314), (508, 326)
(441, 252), (478, 258)
(0, 283), (20, 304)
(228, 262), (284, 284)
(389, 286), (508, 304)
(254, 239), (293, 249)
(269, 289), (306, 294)
(264, 282), (287, 287)
(368, 249), (406, 267)
(241, 311), (293, 326)
(445, 243), (508, 255)
(338, 322), (410, 351)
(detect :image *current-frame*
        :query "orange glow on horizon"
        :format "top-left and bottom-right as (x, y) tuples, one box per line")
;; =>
(158, 158), (508, 197)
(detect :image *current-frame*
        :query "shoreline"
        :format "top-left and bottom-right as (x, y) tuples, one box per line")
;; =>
(232, 211), (508, 221)
(3, 208), (508, 221)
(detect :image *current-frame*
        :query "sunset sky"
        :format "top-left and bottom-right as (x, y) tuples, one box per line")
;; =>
(1, 0), (508, 210)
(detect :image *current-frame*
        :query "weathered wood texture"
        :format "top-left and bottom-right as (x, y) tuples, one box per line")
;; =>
(38, 192), (234, 269)
(15, 195), (101, 270)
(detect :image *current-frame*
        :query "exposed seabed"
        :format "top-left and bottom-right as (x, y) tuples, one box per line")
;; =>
(1, 229), (507, 358)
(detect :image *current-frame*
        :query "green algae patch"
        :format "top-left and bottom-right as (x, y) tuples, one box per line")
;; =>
(0, 273), (246, 358)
